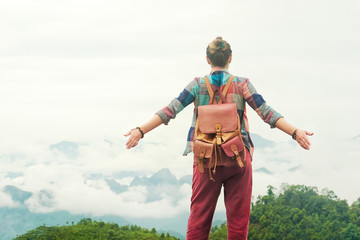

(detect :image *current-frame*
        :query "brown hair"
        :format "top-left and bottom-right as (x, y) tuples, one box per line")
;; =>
(206, 36), (232, 68)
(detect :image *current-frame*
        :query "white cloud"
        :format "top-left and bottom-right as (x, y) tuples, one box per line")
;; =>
(0, 191), (18, 208)
(0, 0), (360, 221)
(0, 138), (193, 218)
(252, 136), (360, 203)
(0, 131), (359, 221)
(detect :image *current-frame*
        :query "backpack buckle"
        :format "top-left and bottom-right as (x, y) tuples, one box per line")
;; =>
(215, 123), (222, 145)
(231, 144), (245, 168)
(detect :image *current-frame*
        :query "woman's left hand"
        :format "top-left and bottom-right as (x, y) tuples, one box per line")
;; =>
(124, 129), (142, 149)
(295, 130), (314, 150)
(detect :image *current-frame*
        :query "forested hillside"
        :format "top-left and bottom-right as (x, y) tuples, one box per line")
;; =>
(14, 184), (360, 240)
(209, 185), (360, 240)
(14, 218), (179, 240)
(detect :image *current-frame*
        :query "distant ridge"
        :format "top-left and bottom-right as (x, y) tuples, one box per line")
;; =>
(49, 141), (79, 159)
(250, 134), (276, 148)
(0, 208), (130, 240)
(3, 185), (32, 204)
(254, 167), (273, 175)
(288, 164), (302, 172)
(130, 168), (178, 186)
(0, 168), (211, 240)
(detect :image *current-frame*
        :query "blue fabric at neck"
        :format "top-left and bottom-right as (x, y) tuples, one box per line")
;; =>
(211, 71), (224, 87)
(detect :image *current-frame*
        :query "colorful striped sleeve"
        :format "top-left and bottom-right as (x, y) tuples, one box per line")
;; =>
(242, 78), (283, 128)
(156, 78), (199, 125)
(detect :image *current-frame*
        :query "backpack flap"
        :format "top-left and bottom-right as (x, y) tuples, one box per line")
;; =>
(193, 140), (214, 173)
(198, 102), (238, 134)
(220, 136), (247, 168)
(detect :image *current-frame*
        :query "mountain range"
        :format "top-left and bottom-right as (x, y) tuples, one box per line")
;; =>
(1, 168), (206, 240)
(0, 133), (290, 240)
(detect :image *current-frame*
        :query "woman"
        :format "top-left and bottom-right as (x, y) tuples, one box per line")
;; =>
(125, 37), (313, 240)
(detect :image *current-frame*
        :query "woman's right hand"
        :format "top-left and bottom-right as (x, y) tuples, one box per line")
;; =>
(124, 128), (142, 149)
(295, 129), (314, 150)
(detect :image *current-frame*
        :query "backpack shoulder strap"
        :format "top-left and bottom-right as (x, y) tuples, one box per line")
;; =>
(218, 75), (235, 104)
(222, 75), (235, 97)
(203, 76), (215, 104)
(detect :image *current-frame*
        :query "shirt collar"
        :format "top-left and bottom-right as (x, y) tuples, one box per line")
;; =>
(210, 67), (229, 74)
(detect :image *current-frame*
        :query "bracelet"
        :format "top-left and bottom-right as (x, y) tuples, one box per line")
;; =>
(136, 127), (144, 138)
(292, 129), (298, 140)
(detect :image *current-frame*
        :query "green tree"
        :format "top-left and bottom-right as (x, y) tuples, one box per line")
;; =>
(211, 184), (360, 240)
(15, 218), (179, 240)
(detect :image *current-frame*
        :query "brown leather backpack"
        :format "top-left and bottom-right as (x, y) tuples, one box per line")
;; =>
(193, 76), (246, 180)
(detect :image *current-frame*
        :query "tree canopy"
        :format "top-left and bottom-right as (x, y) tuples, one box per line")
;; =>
(15, 184), (360, 239)
(14, 218), (179, 240)
(210, 184), (360, 240)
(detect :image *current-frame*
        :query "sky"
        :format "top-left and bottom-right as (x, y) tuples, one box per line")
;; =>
(1, 0), (360, 220)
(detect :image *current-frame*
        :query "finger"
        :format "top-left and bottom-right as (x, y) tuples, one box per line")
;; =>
(127, 140), (138, 149)
(126, 139), (132, 149)
(305, 131), (314, 136)
(304, 140), (310, 150)
(300, 141), (310, 150)
(126, 141), (134, 149)
(126, 136), (135, 149)
(297, 131), (312, 147)
(302, 135), (311, 147)
(124, 130), (132, 137)
(126, 135), (140, 148)
(297, 135), (310, 150)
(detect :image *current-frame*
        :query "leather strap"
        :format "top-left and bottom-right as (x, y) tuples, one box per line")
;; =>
(203, 77), (214, 104)
(231, 144), (244, 168)
(236, 114), (247, 167)
(218, 75), (235, 104)
(208, 139), (217, 182)
(203, 75), (235, 105)
(222, 75), (235, 98)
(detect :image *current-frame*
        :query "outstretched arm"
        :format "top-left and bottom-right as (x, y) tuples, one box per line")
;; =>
(124, 78), (199, 150)
(274, 118), (314, 150)
(240, 79), (313, 150)
(124, 114), (163, 149)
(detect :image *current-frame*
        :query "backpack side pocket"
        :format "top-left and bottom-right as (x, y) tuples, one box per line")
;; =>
(193, 140), (214, 173)
(220, 136), (247, 168)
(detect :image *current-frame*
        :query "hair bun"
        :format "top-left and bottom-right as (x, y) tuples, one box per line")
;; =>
(214, 37), (224, 49)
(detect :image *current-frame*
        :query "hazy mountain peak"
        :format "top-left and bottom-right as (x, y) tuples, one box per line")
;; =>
(288, 165), (302, 172)
(250, 134), (276, 148)
(3, 185), (32, 204)
(179, 175), (192, 185)
(105, 179), (128, 194)
(129, 176), (147, 187)
(129, 168), (178, 187)
(150, 168), (177, 185)
(254, 167), (273, 175)
(49, 141), (79, 159)
(5, 172), (23, 179)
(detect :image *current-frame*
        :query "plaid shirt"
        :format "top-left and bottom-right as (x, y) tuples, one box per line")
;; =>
(156, 69), (283, 156)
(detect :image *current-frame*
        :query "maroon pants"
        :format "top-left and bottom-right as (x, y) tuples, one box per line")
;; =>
(186, 150), (252, 240)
